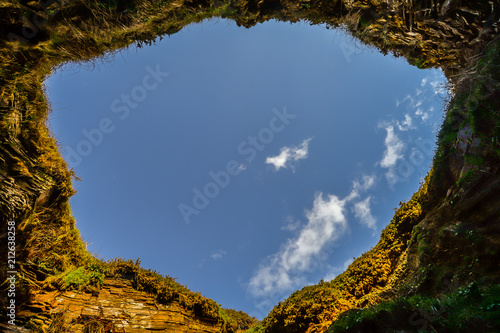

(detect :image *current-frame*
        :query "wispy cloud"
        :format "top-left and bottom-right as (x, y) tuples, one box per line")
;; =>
(352, 197), (376, 229)
(381, 73), (446, 188)
(396, 94), (423, 109)
(210, 250), (228, 260)
(395, 73), (447, 124)
(378, 125), (405, 187)
(415, 108), (430, 121)
(395, 94), (412, 108)
(379, 125), (405, 169)
(266, 138), (312, 171)
(248, 192), (347, 297)
(248, 175), (375, 298)
(396, 114), (414, 131)
(281, 216), (301, 232)
(350, 174), (376, 200)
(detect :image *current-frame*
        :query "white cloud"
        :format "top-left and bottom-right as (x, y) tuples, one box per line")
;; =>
(323, 257), (354, 281)
(281, 216), (301, 232)
(378, 126), (405, 189)
(248, 174), (376, 298)
(397, 114), (414, 131)
(395, 94), (411, 107)
(415, 108), (429, 122)
(210, 250), (227, 260)
(379, 126), (405, 168)
(422, 72), (447, 96)
(248, 192), (347, 297)
(395, 72), (446, 126)
(352, 197), (376, 229)
(395, 91), (425, 115)
(349, 174), (376, 201)
(266, 138), (312, 171)
(421, 77), (428, 87)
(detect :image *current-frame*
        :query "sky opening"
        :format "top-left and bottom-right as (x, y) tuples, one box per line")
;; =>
(46, 18), (447, 319)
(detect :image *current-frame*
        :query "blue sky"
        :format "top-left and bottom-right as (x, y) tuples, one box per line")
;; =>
(45, 19), (446, 319)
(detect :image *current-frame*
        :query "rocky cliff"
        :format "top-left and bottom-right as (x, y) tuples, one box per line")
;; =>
(2, 278), (227, 333)
(0, 0), (499, 332)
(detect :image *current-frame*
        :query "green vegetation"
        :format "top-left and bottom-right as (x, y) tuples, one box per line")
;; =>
(452, 223), (483, 245)
(107, 259), (258, 331)
(62, 264), (105, 290)
(327, 282), (500, 333)
(440, 38), (500, 164)
(245, 322), (266, 333)
(25, 257), (256, 332)
(417, 232), (431, 262)
(464, 154), (485, 166)
(456, 169), (477, 188)
(223, 308), (259, 332)
(106, 258), (222, 319)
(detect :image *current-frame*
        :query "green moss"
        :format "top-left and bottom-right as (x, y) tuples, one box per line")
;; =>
(224, 308), (259, 331)
(452, 223), (483, 245)
(418, 242), (431, 261)
(455, 38), (500, 164)
(62, 264), (104, 290)
(412, 57), (427, 69)
(456, 169), (477, 188)
(244, 322), (266, 333)
(104, 259), (231, 325)
(464, 154), (485, 166)
(327, 283), (500, 333)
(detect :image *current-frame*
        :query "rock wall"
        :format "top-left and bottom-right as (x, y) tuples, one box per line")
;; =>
(2, 278), (224, 332)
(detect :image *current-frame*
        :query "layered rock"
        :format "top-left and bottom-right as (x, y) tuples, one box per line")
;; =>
(3, 278), (224, 332)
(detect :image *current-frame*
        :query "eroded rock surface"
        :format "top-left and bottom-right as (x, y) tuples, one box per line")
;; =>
(5, 278), (224, 332)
